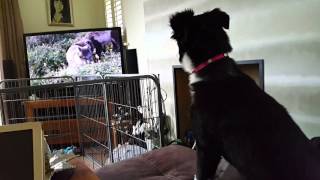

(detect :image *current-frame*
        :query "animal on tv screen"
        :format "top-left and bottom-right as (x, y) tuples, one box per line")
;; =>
(25, 29), (123, 80)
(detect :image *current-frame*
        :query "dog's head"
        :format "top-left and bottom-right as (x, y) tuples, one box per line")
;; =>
(170, 8), (232, 66)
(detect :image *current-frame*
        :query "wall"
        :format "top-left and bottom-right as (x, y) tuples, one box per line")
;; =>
(18, 0), (106, 33)
(122, 0), (147, 72)
(142, 0), (320, 139)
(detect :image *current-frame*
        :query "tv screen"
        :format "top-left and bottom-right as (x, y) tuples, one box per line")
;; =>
(24, 27), (124, 79)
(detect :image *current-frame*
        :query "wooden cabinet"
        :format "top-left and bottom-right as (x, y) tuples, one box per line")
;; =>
(24, 98), (80, 145)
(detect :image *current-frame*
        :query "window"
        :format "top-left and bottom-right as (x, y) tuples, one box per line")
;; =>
(105, 0), (127, 44)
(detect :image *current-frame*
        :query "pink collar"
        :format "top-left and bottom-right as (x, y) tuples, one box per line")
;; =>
(192, 53), (226, 73)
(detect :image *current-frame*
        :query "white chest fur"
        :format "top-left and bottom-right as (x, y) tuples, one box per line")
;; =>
(181, 53), (194, 73)
(181, 54), (203, 84)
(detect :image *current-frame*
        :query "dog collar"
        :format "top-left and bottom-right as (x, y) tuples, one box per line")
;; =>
(192, 53), (226, 73)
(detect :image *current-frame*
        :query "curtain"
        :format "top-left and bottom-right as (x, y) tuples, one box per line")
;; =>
(0, 0), (26, 79)
(0, 31), (3, 80)
(0, 0), (26, 125)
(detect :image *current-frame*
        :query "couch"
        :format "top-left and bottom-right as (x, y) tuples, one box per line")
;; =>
(57, 145), (244, 180)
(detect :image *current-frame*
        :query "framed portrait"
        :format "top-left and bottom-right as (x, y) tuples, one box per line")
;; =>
(46, 0), (74, 26)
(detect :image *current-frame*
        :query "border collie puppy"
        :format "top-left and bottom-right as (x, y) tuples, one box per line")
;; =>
(169, 8), (320, 180)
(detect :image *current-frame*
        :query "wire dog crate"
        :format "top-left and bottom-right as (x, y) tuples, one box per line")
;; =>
(0, 74), (164, 168)
(78, 75), (164, 168)
(0, 77), (79, 149)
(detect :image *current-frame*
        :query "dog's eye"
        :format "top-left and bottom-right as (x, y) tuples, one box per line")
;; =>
(171, 34), (176, 39)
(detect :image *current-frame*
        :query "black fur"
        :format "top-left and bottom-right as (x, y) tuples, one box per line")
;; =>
(170, 8), (320, 180)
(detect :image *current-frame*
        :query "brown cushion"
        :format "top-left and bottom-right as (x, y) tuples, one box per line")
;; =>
(95, 145), (196, 180)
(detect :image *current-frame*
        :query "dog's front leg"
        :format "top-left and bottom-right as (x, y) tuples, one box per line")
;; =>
(196, 145), (221, 180)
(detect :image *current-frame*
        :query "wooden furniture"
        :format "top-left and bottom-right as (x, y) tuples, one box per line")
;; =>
(23, 97), (135, 147)
(24, 97), (125, 146)
(24, 99), (76, 121)
(24, 98), (80, 145)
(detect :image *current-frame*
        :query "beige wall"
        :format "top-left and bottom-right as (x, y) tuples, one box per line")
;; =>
(18, 0), (106, 33)
(141, 0), (320, 139)
(122, 0), (148, 73)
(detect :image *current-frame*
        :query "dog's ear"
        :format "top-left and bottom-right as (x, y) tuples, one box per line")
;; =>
(210, 8), (230, 29)
(169, 9), (194, 39)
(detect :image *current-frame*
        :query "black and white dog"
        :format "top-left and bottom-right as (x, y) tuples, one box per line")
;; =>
(170, 8), (320, 180)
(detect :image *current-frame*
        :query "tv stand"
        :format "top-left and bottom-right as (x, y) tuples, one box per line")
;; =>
(24, 98), (80, 145)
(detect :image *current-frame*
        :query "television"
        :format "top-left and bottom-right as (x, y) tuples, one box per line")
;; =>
(0, 122), (45, 180)
(23, 27), (124, 79)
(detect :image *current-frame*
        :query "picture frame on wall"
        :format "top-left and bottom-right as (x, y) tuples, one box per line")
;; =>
(47, 0), (74, 26)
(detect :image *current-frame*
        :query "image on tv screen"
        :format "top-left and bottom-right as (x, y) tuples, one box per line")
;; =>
(24, 28), (123, 79)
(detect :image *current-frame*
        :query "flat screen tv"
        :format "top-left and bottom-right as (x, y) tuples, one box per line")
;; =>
(23, 27), (124, 79)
